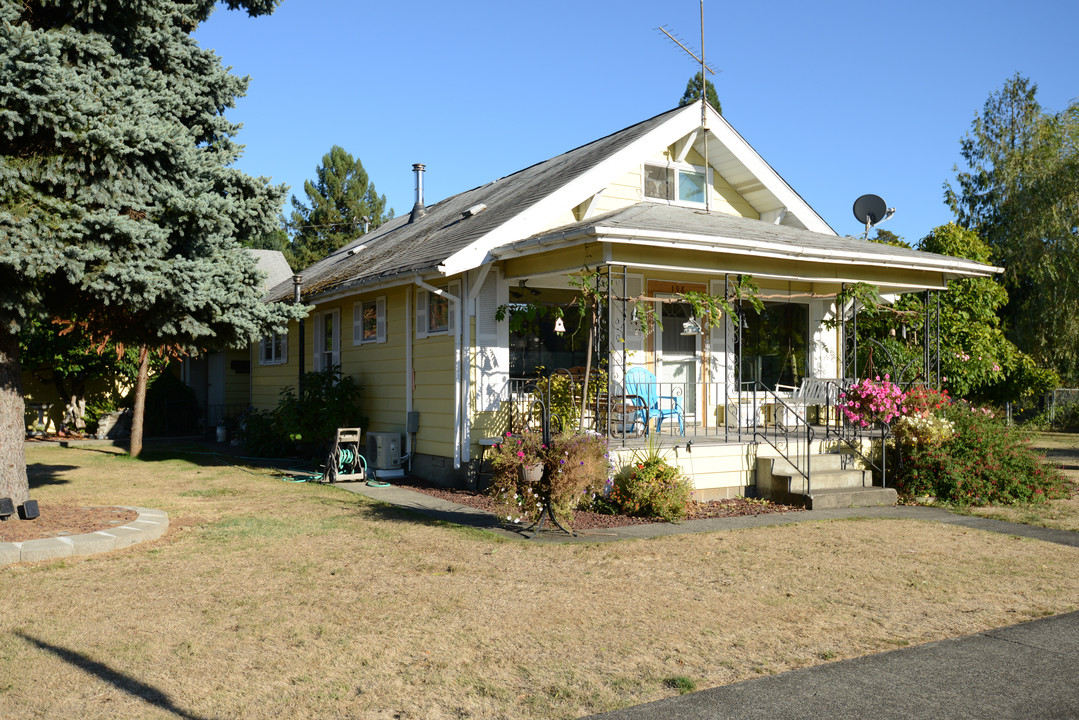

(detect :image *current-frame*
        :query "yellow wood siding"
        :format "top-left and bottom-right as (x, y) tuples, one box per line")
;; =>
(343, 288), (407, 435)
(251, 321), (301, 410)
(223, 349), (250, 407)
(411, 328), (454, 457)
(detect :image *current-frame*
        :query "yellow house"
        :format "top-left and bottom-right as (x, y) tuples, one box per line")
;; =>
(255, 104), (996, 505)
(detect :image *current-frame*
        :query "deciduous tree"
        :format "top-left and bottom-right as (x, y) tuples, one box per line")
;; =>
(945, 74), (1079, 384)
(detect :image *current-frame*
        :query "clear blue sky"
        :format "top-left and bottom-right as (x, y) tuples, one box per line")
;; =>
(196, 0), (1079, 244)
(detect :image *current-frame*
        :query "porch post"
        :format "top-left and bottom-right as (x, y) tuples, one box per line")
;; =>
(841, 283), (858, 382)
(724, 274), (743, 442)
(603, 264), (630, 446)
(924, 290), (941, 389)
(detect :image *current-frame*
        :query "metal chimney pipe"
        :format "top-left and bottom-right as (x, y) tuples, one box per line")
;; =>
(409, 163), (427, 223)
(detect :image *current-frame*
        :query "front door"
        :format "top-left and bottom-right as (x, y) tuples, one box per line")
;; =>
(656, 300), (699, 420)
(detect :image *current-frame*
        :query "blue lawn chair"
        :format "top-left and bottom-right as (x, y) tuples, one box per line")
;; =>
(625, 366), (685, 435)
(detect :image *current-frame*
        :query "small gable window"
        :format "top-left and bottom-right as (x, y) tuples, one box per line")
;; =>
(643, 163), (708, 206)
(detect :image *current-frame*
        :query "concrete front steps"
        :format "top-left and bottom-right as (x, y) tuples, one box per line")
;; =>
(756, 451), (897, 509)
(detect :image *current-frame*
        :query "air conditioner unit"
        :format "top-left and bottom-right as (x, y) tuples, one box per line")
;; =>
(366, 432), (404, 479)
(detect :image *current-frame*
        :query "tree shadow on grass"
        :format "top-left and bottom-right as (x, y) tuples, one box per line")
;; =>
(309, 490), (522, 539)
(26, 463), (75, 489)
(14, 631), (216, 720)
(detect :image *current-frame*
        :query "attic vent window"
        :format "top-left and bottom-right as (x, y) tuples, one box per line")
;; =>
(643, 163), (707, 207)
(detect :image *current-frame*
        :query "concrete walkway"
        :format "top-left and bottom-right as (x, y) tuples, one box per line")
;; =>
(341, 480), (1079, 548)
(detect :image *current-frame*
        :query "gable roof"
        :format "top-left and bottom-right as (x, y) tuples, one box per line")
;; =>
(267, 103), (834, 303)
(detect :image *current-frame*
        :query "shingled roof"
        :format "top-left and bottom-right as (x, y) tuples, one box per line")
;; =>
(267, 107), (687, 303)
(497, 203), (999, 280)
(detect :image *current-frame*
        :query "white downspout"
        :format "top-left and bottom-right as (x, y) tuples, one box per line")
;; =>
(405, 288), (414, 467)
(460, 274), (470, 468)
(412, 276), (464, 469)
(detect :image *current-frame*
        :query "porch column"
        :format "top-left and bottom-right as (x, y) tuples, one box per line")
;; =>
(841, 283), (858, 382)
(924, 290), (941, 389)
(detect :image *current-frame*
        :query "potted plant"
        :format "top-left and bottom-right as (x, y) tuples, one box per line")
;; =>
(488, 430), (546, 485)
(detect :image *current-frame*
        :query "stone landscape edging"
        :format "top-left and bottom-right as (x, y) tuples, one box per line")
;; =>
(0, 506), (169, 567)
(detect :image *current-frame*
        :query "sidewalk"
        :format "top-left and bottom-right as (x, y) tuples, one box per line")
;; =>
(341, 480), (1079, 548)
(580, 610), (1079, 720)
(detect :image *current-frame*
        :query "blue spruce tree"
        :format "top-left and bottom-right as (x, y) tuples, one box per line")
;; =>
(0, 0), (305, 510)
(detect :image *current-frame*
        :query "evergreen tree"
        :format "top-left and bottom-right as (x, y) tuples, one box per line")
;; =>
(288, 146), (390, 269)
(678, 71), (722, 115)
(945, 74), (1079, 384)
(0, 0), (305, 508)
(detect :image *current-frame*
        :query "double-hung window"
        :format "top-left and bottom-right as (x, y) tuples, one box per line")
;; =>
(313, 308), (340, 371)
(643, 162), (708, 206)
(259, 333), (287, 365)
(353, 296), (387, 345)
(416, 282), (459, 339)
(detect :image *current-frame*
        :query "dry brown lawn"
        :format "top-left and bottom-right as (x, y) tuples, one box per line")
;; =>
(3, 444), (1079, 719)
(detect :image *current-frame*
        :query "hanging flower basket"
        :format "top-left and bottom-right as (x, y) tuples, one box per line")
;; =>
(518, 463), (544, 485)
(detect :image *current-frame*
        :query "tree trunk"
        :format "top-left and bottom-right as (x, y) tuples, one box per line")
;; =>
(0, 326), (30, 507)
(129, 346), (149, 458)
(579, 306), (595, 433)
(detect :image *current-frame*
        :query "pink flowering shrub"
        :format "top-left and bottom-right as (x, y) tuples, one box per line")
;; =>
(839, 376), (906, 427)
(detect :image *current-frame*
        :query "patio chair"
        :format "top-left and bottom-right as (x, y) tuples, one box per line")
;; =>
(625, 366), (685, 435)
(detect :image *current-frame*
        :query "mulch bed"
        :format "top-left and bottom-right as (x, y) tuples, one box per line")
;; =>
(391, 477), (803, 530)
(0, 504), (138, 543)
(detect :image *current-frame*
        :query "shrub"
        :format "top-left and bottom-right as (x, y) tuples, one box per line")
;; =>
(236, 408), (288, 458)
(546, 432), (612, 517)
(276, 366), (366, 457)
(237, 366), (365, 458)
(608, 438), (692, 521)
(897, 401), (1070, 505)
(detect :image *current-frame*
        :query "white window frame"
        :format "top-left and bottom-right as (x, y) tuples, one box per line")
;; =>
(642, 162), (710, 208)
(313, 308), (340, 371)
(258, 332), (288, 365)
(416, 282), (458, 339)
(353, 296), (387, 345)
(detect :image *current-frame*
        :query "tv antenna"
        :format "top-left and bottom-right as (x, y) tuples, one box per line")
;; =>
(852, 194), (896, 239)
(658, 2), (718, 211)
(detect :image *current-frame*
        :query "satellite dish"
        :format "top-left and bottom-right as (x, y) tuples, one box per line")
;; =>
(853, 194), (888, 225)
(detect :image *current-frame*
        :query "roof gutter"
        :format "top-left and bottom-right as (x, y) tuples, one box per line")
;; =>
(491, 225), (1000, 279)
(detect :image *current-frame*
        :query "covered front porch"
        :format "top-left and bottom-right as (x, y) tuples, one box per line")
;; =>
(473, 204), (995, 501)
(493, 264), (943, 505)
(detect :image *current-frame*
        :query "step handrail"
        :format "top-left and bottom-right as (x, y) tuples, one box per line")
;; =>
(743, 381), (815, 495)
(823, 379), (890, 486)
